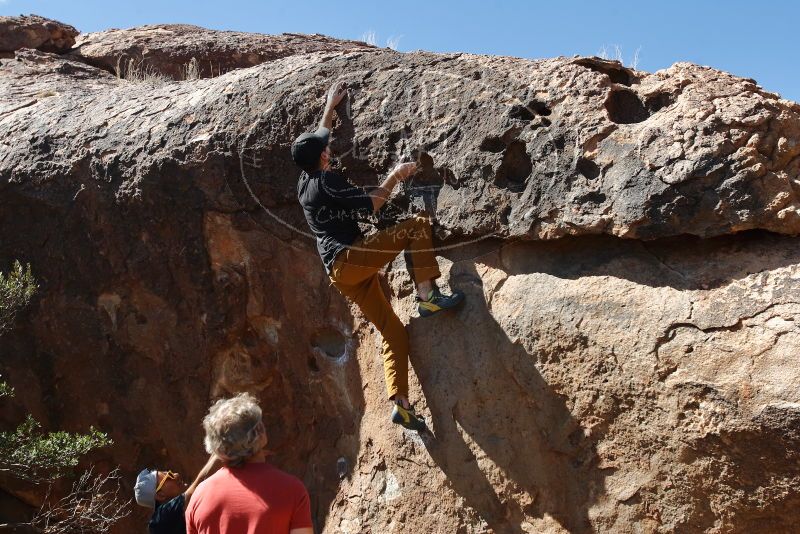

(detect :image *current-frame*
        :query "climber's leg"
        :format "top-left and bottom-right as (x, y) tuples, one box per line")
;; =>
(328, 216), (461, 430)
(396, 216), (465, 316)
(330, 273), (425, 431)
(331, 273), (409, 400)
(338, 216), (441, 288)
(338, 216), (464, 316)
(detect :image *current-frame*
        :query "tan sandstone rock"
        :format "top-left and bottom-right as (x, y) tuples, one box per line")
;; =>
(0, 14), (78, 56)
(67, 24), (375, 80)
(0, 18), (799, 534)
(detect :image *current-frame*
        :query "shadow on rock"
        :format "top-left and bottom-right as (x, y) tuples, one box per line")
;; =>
(492, 230), (800, 291)
(408, 261), (604, 533)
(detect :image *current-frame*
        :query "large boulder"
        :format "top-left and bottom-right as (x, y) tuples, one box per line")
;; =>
(0, 14), (78, 56)
(1, 21), (799, 533)
(67, 23), (375, 79)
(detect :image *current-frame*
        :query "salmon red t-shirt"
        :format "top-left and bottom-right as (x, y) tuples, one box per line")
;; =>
(185, 462), (312, 534)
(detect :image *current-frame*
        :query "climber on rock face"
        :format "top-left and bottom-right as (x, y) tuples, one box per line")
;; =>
(291, 80), (465, 432)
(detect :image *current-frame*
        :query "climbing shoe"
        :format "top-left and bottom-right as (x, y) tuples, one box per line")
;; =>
(391, 402), (427, 432)
(417, 288), (465, 318)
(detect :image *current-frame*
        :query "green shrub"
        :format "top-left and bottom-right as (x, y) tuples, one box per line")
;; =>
(0, 260), (37, 335)
(0, 262), (129, 530)
(0, 414), (112, 483)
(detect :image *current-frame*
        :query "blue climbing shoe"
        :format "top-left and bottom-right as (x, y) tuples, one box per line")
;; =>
(417, 288), (465, 318)
(391, 402), (427, 432)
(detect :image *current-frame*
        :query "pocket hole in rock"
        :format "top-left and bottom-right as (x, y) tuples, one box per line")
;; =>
(605, 88), (649, 124)
(499, 205), (512, 225)
(509, 99), (551, 121)
(495, 140), (533, 192)
(574, 191), (606, 204)
(480, 136), (506, 153)
(644, 92), (675, 114)
(312, 326), (347, 360)
(529, 99), (552, 116)
(409, 151), (445, 188)
(509, 105), (535, 121)
(577, 157), (601, 180)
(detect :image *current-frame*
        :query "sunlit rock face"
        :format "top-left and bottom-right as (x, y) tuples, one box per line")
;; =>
(1, 15), (799, 533)
(67, 24), (375, 80)
(0, 15), (78, 57)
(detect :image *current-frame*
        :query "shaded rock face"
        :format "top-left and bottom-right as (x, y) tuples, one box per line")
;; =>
(0, 15), (78, 56)
(0, 19), (799, 534)
(68, 24), (375, 79)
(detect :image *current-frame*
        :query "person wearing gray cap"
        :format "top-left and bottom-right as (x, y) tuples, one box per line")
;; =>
(134, 454), (220, 534)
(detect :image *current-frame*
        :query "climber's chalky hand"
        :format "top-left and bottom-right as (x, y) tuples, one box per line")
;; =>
(392, 162), (418, 182)
(326, 81), (348, 110)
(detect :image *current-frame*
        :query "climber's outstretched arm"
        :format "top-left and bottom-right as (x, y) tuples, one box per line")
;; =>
(184, 454), (221, 505)
(319, 81), (347, 131)
(370, 162), (417, 213)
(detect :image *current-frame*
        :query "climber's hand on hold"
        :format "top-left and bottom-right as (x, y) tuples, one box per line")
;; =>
(326, 81), (348, 110)
(320, 81), (348, 130)
(370, 162), (417, 213)
(391, 162), (418, 182)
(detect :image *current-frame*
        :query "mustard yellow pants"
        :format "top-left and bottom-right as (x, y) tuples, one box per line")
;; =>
(330, 216), (441, 399)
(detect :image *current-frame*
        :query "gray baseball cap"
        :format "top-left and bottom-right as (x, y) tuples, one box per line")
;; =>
(134, 469), (157, 508)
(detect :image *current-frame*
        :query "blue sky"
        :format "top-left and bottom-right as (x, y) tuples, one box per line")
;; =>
(3, 0), (798, 102)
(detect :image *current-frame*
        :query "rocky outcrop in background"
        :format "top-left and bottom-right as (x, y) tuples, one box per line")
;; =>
(1, 14), (799, 533)
(0, 15), (77, 57)
(68, 24), (374, 80)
